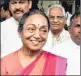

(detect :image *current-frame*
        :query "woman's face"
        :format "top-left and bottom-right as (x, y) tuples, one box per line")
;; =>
(19, 14), (49, 51)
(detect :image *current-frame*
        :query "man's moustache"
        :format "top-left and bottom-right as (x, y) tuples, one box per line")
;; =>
(14, 9), (23, 13)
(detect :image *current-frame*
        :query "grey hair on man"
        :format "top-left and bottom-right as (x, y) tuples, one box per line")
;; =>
(47, 4), (66, 17)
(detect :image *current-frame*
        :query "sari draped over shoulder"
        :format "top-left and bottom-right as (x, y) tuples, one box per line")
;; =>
(18, 51), (67, 75)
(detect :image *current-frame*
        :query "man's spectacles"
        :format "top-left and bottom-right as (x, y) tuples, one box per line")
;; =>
(49, 16), (65, 21)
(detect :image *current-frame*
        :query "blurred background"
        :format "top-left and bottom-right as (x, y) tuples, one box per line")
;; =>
(38, 0), (80, 14)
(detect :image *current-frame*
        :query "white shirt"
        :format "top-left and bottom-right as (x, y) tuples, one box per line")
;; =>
(1, 17), (22, 57)
(42, 29), (70, 51)
(52, 29), (70, 45)
(51, 39), (80, 75)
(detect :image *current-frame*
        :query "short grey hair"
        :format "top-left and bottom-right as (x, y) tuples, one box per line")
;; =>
(47, 4), (66, 17)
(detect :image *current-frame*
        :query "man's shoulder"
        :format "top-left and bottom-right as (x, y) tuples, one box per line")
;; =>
(61, 29), (70, 40)
(62, 29), (70, 35)
(52, 40), (71, 51)
(56, 39), (70, 46)
(51, 39), (73, 58)
(1, 17), (15, 24)
(1, 17), (17, 29)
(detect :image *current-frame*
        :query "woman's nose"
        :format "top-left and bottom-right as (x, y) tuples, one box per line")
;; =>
(33, 30), (40, 38)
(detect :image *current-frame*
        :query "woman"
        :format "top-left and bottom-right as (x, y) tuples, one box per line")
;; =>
(1, 9), (67, 75)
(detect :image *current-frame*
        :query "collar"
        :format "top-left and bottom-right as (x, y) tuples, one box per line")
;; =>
(52, 29), (67, 40)
(12, 17), (19, 25)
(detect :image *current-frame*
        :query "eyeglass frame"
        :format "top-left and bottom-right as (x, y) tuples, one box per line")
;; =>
(49, 15), (65, 21)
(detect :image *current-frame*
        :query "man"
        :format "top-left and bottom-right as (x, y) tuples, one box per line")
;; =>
(42, 4), (70, 51)
(1, 0), (33, 57)
(0, 0), (11, 22)
(51, 11), (80, 75)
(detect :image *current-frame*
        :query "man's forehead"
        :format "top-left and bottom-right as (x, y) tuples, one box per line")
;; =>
(72, 17), (80, 24)
(49, 8), (64, 16)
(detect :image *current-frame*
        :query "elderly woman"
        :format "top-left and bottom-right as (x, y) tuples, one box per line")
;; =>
(1, 9), (67, 75)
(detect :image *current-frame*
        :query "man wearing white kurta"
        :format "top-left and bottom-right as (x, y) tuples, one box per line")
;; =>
(52, 39), (80, 75)
(1, 0), (32, 57)
(1, 17), (22, 57)
(42, 29), (70, 52)
(42, 4), (70, 51)
(51, 11), (80, 75)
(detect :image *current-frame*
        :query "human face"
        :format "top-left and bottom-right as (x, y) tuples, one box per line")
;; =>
(69, 16), (80, 45)
(49, 8), (66, 32)
(0, 7), (6, 18)
(9, 0), (32, 21)
(19, 14), (48, 51)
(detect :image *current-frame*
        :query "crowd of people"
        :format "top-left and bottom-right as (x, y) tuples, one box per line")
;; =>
(0, 0), (80, 75)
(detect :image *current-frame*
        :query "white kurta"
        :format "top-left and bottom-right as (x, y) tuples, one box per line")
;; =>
(1, 17), (22, 57)
(42, 29), (70, 52)
(51, 39), (80, 75)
